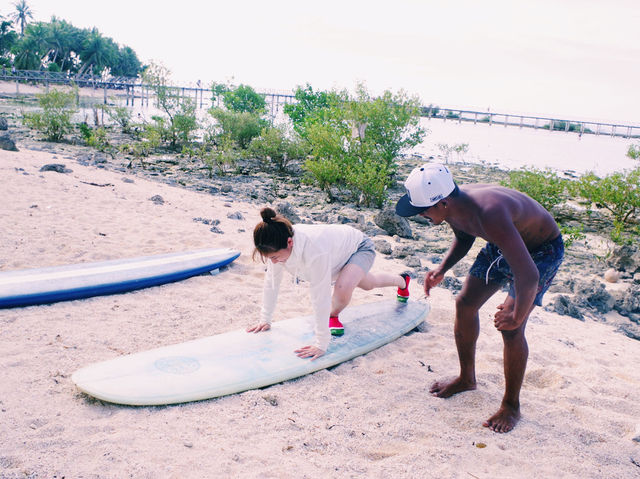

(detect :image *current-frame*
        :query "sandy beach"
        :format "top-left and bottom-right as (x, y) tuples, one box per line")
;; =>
(1, 146), (640, 478)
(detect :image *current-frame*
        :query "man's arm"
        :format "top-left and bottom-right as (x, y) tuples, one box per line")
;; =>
(482, 209), (539, 330)
(424, 228), (475, 296)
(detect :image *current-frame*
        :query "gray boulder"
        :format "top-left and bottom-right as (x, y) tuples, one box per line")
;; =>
(0, 117), (8, 130)
(0, 134), (18, 151)
(275, 202), (302, 223)
(40, 164), (71, 173)
(607, 244), (640, 273)
(373, 208), (412, 238)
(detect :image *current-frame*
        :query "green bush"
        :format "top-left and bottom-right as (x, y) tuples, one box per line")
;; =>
(79, 123), (110, 152)
(572, 168), (640, 230)
(627, 143), (640, 161)
(22, 88), (78, 141)
(105, 105), (133, 133)
(222, 84), (266, 114)
(142, 62), (200, 150)
(209, 108), (267, 149)
(203, 135), (239, 176)
(248, 126), (309, 171)
(295, 84), (424, 206)
(283, 84), (338, 137)
(501, 167), (568, 212)
(119, 126), (161, 168)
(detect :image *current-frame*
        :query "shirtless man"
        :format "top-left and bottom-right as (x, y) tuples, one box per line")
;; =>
(395, 163), (564, 433)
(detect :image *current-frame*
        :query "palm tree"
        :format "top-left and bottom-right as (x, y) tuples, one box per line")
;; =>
(78, 28), (116, 75)
(11, 0), (34, 37)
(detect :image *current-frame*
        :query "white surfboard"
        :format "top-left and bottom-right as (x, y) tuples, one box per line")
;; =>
(72, 300), (430, 405)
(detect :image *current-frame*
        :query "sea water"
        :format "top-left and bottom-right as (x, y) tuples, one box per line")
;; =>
(411, 118), (638, 176)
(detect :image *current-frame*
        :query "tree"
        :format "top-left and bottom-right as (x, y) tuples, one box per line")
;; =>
(12, 21), (47, 70)
(22, 87), (78, 141)
(142, 62), (199, 149)
(111, 45), (141, 77)
(222, 84), (266, 114)
(0, 17), (18, 66)
(299, 84), (425, 207)
(11, 0), (33, 37)
(78, 28), (117, 75)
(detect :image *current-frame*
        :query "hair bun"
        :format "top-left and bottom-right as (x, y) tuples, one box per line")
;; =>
(260, 207), (277, 223)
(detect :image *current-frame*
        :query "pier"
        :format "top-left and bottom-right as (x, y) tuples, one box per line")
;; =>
(1, 69), (638, 139)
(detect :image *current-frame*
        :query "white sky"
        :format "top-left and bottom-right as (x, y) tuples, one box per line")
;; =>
(2, 0), (639, 124)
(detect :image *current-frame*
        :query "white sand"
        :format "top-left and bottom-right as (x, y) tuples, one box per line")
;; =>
(1, 147), (639, 478)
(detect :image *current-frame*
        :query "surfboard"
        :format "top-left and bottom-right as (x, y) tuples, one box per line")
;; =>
(0, 248), (240, 308)
(72, 299), (430, 406)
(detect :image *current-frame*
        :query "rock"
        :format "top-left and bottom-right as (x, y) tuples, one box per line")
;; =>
(604, 268), (620, 283)
(403, 257), (422, 268)
(373, 239), (392, 255)
(565, 279), (615, 314)
(614, 285), (640, 317)
(373, 208), (412, 238)
(40, 164), (71, 173)
(275, 202), (302, 223)
(442, 276), (463, 293)
(0, 117), (8, 130)
(0, 134), (18, 151)
(634, 272), (640, 284)
(149, 195), (164, 205)
(227, 211), (245, 220)
(607, 244), (640, 273)
(618, 322), (640, 341)
(391, 245), (414, 259)
(549, 295), (584, 319)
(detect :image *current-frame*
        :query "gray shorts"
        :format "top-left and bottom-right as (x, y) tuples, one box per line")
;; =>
(345, 236), (375, 273)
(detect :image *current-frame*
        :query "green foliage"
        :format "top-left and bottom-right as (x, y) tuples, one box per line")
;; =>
(208, 107), (267, 149)
(559, 224), (586, 249)
(295, 84), (425, 206)
(421, 104), (440, 117)
(8, 16), (141, 76)
(222, 84), (266, 114)
(104, 105), (132, 133)
(119, 126), (161, 168)
(22, 87), (77, 141)
(210, 82), (230, 104)
(142, 63), (200, 149)
(203, 135), (239, 176)
(79, 122), (111, 153)
(572, 168), (640, 229)
(542, 121), (586, 132)
(627, 143), (640, 161)
(248, 126), (309, 171)
(283, 84), (338, 137)
(501, 167), (568, 212)
(437, 143), (468, 164)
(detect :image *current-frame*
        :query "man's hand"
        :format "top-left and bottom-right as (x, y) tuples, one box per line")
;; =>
(294, 345), (325, 361)
(493, 300), (521, 331)
(246, 322), (271, 333)
(424, 269), (445, 296)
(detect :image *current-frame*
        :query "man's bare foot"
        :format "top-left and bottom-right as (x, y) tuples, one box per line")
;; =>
(482, 403), (520, 433)
(429, 376), (476, 398)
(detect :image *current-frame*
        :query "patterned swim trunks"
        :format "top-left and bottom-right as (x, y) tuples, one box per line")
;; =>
(469, 235), (564, 306)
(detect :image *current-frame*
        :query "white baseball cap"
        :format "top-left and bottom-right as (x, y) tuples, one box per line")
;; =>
(395, 163), (456, 217)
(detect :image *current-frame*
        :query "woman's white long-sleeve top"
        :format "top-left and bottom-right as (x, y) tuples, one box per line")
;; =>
(260, 224), (365, 351)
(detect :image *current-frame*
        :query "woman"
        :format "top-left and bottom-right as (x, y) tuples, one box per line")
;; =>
(247, 207), (410, 360)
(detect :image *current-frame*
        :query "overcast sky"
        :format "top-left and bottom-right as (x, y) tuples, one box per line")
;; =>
(3, 0), (639, 123)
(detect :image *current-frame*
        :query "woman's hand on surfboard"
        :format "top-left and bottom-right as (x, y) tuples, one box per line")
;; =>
(246, 322), (271, 333)
(294, 345), (325, 361)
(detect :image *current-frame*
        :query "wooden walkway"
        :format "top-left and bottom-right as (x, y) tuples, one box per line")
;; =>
(2, 69), (638, 139)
